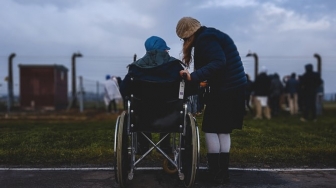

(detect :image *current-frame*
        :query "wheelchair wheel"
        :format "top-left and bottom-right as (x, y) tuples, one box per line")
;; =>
(113, 115), (121, 183)
(115, 111), (129, 187)
(181, 113), (199, 188)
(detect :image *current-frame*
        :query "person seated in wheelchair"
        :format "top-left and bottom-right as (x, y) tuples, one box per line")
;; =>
(120, 36), (197, 155)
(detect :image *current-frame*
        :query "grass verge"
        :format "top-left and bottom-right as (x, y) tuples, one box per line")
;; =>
(0, 108), (335, 168)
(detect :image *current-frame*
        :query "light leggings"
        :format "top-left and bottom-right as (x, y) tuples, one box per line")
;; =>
(205, 133), (231, 153)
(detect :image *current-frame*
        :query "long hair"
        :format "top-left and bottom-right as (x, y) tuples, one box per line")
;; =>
(181, 34), (195, 67)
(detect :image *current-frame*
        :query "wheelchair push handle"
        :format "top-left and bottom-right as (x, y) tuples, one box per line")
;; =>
(182, 72), (188, 80)
(180, 70), (190, 81)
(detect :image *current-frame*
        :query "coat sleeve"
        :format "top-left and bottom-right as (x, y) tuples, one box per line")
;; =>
(190, 36), (226, 82)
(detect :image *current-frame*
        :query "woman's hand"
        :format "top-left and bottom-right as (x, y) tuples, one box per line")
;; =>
(180, 70), (191, 81)
(200, 81), (208, 87)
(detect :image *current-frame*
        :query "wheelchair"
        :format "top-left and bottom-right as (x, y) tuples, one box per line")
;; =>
(114, 79), (200, 188)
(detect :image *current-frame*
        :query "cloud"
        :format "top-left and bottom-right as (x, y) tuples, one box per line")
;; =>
(12, 0), (86, 10)
(0, 0), (158, 56)
(259, 3), (331, 32)
(231, 2), (336, 57)
(0, 0), (335, 93)
(197, 0), (259, 8)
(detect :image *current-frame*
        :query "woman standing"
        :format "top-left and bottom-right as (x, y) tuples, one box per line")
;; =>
(176, 17), (247, 184)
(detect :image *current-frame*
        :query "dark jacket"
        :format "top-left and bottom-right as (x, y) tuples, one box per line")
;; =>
(269, 74), (284, 97)
(253, 72), (271, 96)
(120, 50), (197, 99)
(285, 77), (299, 95)
(300, 64), (322, 94)
(191, 26), (247, 92)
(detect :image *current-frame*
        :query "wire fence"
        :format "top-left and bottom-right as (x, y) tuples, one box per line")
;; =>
(77, 77), (106, 110)
(0, 54), (335, 113)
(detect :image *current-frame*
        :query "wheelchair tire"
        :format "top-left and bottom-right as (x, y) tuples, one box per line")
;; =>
(113, 115), (121, 183)
(116, 111), (129, 187)
(181, 113), (199, 188)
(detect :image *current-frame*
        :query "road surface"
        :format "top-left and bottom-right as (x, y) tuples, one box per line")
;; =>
(1, 167), (335, 188)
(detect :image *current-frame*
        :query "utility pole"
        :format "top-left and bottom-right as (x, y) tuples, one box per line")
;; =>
(70, 52), (82, 109)
(133, 54), (137, 62)
(246, 51), (259, 80)
(314, 53), (322, 76)
(7, 53), (16, 112)
(78, 76), (84, 113)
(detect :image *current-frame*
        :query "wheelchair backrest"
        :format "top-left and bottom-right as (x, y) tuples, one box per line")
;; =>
(128, 80), (186, 133)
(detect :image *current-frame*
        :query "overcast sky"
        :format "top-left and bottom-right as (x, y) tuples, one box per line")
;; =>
(0, 0), (335, 94)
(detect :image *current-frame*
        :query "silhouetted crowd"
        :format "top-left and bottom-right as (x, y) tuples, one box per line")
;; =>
(244, 63), (323, 122)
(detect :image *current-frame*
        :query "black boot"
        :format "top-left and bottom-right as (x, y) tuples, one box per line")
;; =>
(205, 153), (223, 184)
(219, 152), (230, 184)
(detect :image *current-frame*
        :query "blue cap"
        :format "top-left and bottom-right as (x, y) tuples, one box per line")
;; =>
(106, 75), (111, 80)
(144, 36), (170, 51)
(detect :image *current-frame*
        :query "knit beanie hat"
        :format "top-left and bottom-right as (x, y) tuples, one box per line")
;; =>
(176, 17), (201, 39)
(144, 36), (170, 51)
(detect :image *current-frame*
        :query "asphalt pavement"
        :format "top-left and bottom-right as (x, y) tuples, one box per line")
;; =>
(0, 168), (335, 188)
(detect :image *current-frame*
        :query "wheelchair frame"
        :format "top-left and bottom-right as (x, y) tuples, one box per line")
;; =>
(114, 96), (200, 188)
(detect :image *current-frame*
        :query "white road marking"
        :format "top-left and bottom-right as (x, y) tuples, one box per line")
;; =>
(0, 167), (335, 171)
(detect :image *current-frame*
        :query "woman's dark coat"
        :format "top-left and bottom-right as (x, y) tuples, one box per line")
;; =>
(191, 26), (247, 133)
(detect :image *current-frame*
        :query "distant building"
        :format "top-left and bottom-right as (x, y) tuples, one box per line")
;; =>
(19, 64), (68, 110)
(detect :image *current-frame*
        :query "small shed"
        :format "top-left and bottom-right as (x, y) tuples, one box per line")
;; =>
(19, 64), (68, 110)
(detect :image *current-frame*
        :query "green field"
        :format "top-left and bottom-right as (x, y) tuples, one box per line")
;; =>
(0, 107), (335, 168)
